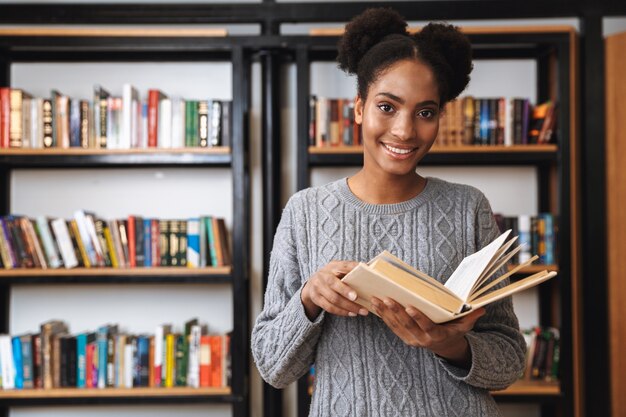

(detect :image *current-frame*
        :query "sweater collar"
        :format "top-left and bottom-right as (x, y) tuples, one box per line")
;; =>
(334, 176), (439, 215)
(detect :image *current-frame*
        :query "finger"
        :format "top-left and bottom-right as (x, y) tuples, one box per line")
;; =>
(405, 306), (436, 333)
(383, 298), (423, 333)
(319, 282), (368, 316)
(330, 279), (362, 304)
(329, 260), (359, 277)
(312, 292), (360, 317)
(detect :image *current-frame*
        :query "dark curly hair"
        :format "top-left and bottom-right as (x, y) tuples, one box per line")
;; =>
(337, 7), (473, 107)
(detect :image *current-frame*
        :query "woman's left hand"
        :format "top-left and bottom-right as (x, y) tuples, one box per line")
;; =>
(370, 297), (485, 368)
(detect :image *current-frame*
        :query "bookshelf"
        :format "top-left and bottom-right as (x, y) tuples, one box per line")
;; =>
(291, 26), (580, 417)
(0, 29), (251, 417)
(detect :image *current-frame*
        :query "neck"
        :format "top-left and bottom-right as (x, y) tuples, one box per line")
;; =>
(348, 169), (425, 205)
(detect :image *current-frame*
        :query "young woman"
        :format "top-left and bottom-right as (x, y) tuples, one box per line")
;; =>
(252, 8), (526, 416)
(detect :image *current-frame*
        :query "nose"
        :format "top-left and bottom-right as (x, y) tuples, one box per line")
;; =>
(390, 111), (416, 141)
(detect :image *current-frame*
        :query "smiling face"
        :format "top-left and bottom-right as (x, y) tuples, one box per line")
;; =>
(355, 58), (440, 178)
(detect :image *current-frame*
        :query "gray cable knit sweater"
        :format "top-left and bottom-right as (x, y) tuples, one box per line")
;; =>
(252, 177), (526, 417)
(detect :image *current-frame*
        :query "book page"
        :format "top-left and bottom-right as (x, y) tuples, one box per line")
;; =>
(470, 243), (523, 295)
(375, 252), (458, 298)
(444, 230), (511, 301)
(469, 270), (557, 309)
(371, 259), (464, 312)
(469, 255), (539, 301)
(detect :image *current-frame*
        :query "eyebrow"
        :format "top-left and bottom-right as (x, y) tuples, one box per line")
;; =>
(376, 92), (439, 107)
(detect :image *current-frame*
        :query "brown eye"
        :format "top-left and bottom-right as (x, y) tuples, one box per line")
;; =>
(378, 103), (394, 113)
(418, 109), (435, 119)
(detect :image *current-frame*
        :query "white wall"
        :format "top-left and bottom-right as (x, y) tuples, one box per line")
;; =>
(604, 17), (626, 37)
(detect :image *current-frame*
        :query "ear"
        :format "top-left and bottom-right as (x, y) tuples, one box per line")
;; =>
(354, 95), (364, 125)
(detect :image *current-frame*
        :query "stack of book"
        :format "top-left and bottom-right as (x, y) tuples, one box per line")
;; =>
(494, 213), (557, 265)
(0, 319), (230, 390)
(0, 86), (232, 150)
(436, 96), (557, 147)
(521, 326), (560, 382)
(308, 96), (359, 147)
(0, 212), (230, 269)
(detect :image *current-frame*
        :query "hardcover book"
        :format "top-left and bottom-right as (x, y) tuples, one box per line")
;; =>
(341, 230), (557, 324)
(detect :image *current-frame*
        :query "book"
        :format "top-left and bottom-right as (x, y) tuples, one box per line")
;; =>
(341, 230), (557, 324)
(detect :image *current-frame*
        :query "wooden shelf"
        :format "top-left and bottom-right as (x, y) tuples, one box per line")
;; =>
(0, 267), (232, 284)
(0, 386), (231, 399)
(491, 379), (560, 397)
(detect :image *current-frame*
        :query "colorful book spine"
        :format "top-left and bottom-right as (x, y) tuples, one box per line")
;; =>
(76, 333), (87, 388)
(187, 218), (200, 268)
(12, 336), (24, 389)
(143, 218), (152, 268)
(20, 335), (34, 389)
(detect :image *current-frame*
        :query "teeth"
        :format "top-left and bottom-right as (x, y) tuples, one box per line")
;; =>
(383, 143), (414, 155)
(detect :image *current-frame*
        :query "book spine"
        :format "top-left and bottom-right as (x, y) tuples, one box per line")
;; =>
(174, 334), (185, 386)
(12, 336), (24, 389)
(186, 218), (200, 268)
(159, 220), (170, 267)
(151, 219), (160, 267)
(199, 335), (210, 387)
(20, 335), (34, 389)
(76, 333), (87, 388)
(36, 216), (62, 268)
(97, 327), (107, 389)
(165, 333), (175, 388)
(0, 335), (16, 389)
(147, 90), (160, 147)
(127, 216), (136, 267)
(209, 100), (222, 147)
(143, 218), (152, 268)
(0, 88), (11, 148)
(9, 89), (24, 148)
(187, 325), (201, 388)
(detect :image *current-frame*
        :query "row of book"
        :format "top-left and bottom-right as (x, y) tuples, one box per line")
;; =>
(0, 213), (231, 270)
(437, 97), (557, 147)
(308, 95), (557, 148)
(494, 213), (557, 265)
(0, 86), (232, 150)
(521, 326), (560, 382)
(308, 96), (360, 148)
(0, 319), (230, 390)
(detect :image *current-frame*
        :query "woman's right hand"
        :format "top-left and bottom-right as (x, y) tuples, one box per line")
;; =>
(300, 260), (370, 321)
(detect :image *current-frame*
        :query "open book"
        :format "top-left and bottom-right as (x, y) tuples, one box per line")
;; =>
(341, 230), (557, 324)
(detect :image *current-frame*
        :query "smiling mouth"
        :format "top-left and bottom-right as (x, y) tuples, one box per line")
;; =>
(382, 143), (417, 155)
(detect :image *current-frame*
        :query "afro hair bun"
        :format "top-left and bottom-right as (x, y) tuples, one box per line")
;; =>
(415, 23), (473, 101)
(337, 7), (408, 75)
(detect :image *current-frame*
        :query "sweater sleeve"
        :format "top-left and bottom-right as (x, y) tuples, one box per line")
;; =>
(438, 194), (527, 390)
(251, 196), (326, 389)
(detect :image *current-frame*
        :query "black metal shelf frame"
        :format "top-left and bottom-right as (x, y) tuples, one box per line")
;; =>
(0, 33), (251, 417)
(0, 153), (232, 168)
